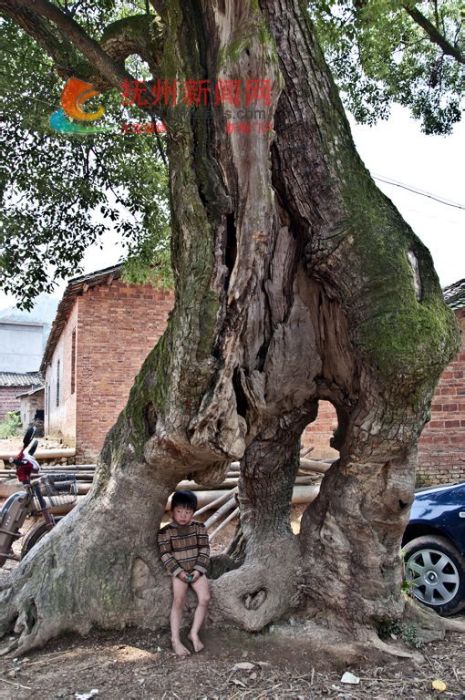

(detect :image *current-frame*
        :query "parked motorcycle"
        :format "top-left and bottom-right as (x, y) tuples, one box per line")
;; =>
(0, 428), (77, 567)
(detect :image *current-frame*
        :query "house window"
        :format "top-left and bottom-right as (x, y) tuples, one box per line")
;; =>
(71, 329), (76, 395)
(56, 359), (60, 407)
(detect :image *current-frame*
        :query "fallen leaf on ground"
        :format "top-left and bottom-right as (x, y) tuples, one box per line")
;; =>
(432, 679), (447, 692)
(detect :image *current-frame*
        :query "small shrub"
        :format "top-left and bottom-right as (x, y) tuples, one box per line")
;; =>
(0, 411), (22, 439)
(377, 620), (422, 649)
(400, 548), (416, 596)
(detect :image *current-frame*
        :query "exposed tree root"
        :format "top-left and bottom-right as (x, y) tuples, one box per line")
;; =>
(0, 460), (177, 656)
(269, 617), (425, 667)
(403, 597), (465, 639)
(440, 616), (465, 633)
(210, 536), (302, 630)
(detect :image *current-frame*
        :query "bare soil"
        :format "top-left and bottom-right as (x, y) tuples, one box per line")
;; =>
(1, 505), (464, 698)
(0, 623), (464, 699)
(0, 436), (67, 456)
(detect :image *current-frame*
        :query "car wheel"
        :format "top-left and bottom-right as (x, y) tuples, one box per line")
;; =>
(403, 535), (465, 616)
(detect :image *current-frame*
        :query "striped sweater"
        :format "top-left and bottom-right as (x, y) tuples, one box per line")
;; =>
(157, 520), (210, 577)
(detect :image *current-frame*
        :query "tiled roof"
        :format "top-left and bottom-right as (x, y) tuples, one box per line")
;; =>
(40, 264), (123, 371)
(444, 279), (465, 311)
(16, 385), (45, 398)
(0, 371), (43, 388)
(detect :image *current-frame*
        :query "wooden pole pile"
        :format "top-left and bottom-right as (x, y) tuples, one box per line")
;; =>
(0, 464), (96, 498)
(1, 458), (333, 537)
(187, 458), (332, 540)
(0, 448), (76, 463)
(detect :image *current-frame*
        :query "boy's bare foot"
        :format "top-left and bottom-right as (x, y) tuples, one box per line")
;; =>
(172, 640), (191, 657)
(188, 633), (204, 652)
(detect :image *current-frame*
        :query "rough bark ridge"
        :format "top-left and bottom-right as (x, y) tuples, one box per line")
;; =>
(0, 0), (460, 658)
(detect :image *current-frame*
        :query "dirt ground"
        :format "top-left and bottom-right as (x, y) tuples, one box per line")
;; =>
(1, 491), (464, 698)
(0, 623), (464, 699)
(0, 436), (68, 455)
(1, 522), (464, 700)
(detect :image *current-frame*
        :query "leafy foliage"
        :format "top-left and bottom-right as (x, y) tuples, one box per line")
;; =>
(377, 619), (423, 648)
(0, 411), (22, 438)
(308, 0), (465, 134)
(0, 1), (464, 307)
(0, 8), (170, 308)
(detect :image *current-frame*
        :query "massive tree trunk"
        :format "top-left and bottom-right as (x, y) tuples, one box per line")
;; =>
(0, 0), (460, 657)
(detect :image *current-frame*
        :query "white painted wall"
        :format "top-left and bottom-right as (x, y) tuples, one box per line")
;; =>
(0, 322), (46, 372)
(44, 302), (77, 444)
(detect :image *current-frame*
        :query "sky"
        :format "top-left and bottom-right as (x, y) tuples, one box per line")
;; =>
(0, 105), (463, 311)
(350, 106), (464, 287)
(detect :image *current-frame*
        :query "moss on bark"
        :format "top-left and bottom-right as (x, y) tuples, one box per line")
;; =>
(341, 171), (459, 388)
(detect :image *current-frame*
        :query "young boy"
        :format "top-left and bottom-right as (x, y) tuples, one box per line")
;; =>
(157, 490), (211, 657)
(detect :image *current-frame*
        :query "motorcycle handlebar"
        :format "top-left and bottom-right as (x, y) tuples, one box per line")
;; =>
(22, 426), (36, 449)
(28, 439), (39, 456)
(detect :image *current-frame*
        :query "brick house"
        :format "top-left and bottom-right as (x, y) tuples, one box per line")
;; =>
(303, 279), (465, 484)
(42, 267), (464, 481)
(0, 372), (43, 422)
(16, 386), (45, 430)
(416, 279), (465, 484)
(41, 265), (174, 460)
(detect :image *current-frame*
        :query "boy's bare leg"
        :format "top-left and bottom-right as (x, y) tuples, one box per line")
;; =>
(188, 575), (210, 652)
(171, 577), (190, 657)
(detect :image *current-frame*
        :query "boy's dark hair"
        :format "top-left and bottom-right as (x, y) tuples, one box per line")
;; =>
(171, 490), (197, 511)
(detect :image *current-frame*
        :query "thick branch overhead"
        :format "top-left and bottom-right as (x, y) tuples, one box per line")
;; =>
(0, 0), (150, 89)
(403, 3), (465, 65)
(0, 1), (78, 77)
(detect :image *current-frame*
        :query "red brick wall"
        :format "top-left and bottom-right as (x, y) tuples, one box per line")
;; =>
(75, 281), (174, 460)
(300, 308), (465, 483)
(0, 386), (22, 421)
(417, 307), (465, 485)
(301, 400), (339, 460)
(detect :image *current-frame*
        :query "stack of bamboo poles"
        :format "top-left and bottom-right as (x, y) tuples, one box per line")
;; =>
(187, 457), (331, 541)
(0, 456), (333, 539)
(0, 464), (95, 498)
(0, 448), (76, 464)
(196, 489), (239, 541)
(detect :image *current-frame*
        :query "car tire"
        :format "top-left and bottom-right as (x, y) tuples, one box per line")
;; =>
(403, 535), (465, 616)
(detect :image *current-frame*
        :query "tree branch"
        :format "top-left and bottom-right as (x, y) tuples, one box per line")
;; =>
(0, 0), (135, 89)
(0, 1), (166, 118)
(0, 3), (79, 79)
(402, 3), (465, 65)
(100, 14), (162, 78)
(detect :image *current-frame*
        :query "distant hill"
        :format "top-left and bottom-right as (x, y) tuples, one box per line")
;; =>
(0, 294), (59, 326)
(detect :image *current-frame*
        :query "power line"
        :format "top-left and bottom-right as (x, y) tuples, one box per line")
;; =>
(373, 174), (465, 211)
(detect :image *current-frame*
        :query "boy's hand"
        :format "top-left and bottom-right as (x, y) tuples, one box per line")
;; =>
(191, 571), (201, 582)
(178, 571), (190, 583)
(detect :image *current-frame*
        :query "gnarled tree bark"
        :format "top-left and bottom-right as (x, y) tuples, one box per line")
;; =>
(0, 0), (461, 659)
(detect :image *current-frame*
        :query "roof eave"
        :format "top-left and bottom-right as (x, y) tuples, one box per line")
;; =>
(40, 263), (123, 371)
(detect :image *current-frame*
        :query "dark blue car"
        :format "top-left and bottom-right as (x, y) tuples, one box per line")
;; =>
(402, 480), (465, 615)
